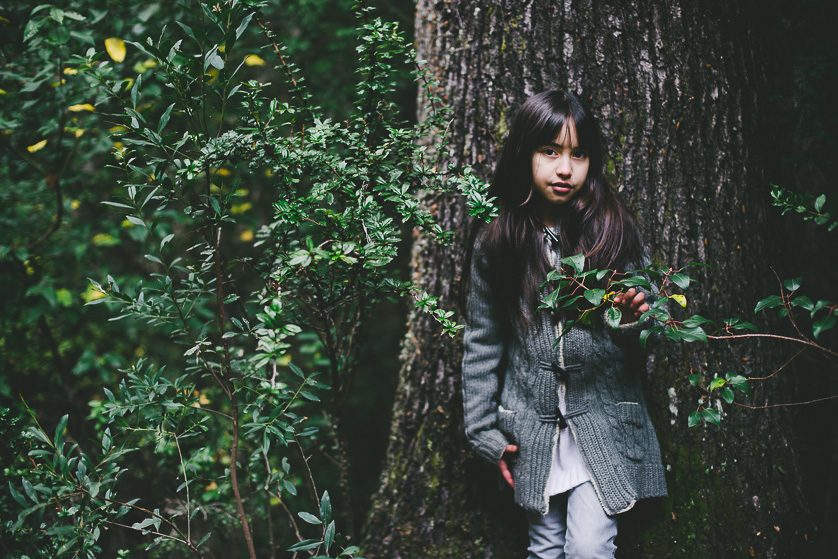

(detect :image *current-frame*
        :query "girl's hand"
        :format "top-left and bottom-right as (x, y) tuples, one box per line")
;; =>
(613, 288), (650, 324)
(498, 444), (518, 488)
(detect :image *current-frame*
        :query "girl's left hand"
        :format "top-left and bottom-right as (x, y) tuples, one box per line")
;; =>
(613, 288), (650, 324)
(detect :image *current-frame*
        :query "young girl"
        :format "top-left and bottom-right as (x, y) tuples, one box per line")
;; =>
(462, 91), (667, 559)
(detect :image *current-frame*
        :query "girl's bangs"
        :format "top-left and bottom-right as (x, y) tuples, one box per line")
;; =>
(533, 109), (572, 147)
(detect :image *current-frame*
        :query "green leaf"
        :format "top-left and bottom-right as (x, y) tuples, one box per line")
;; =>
(813, 314), (836, 340)
(298, 512), (321, 525)
(682, 315), (713, 329)
(782, 277), (802, 292)
(811, 299), (834, 317)
(29, 426), (52, 447)
(287, 539), (322, 553)
(236, 12), (254, 39)
(559, 254), (585, 274)
(22, 478), (38, 503)
(755, 295), (783, 313)
(720, 387), (735, 404)
(790, 295), (814, 311)
(131, 517), (157, 531)
(583, 289), (606, 305)
(132, 73), (142, 109)
(701, 408), (721, 426)
(676, 326), (707, 343)
(727, 375), (752, 397)
(9, 482), (28, 507)
(639, 328), (652, 349)
(24, 18), (46, 42)
(688, 374), (701, 386)
(688, 411), (701, 428)
(814, 194), (826, 212)
(320, 490), (331, 525)
(670, 273), (691, 289)
(324, 520), (335, 551)
(733, 321), (758, 332)
(709, 377), (726, 390)
(158, 103), (175, 135)
(605, 307), (622, 329)
(618, 275), (652, 290)
(288, 362), (305, 378)
(54, 414), (68, 447)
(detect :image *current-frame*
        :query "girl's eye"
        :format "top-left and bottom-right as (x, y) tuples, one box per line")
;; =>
(572, 150), (588, 160)
(541, 147), (557, 156)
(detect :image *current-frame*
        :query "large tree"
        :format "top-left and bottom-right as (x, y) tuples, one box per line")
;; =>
(365, 1), (819, 557)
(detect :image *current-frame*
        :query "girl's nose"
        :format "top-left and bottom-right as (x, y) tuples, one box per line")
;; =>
(556, 156), (571, 176)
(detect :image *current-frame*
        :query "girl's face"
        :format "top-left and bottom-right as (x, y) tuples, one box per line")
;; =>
(530, 123), (589, 225)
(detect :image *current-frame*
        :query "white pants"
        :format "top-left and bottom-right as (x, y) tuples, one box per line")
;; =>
(526, 482), (618, 559)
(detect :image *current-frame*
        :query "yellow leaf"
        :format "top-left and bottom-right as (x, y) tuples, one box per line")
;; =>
(240, 230), (254, 242)
(244, 54), (266, 66)
(27, 139), (47, 153)
(75, 129), (85, 138)
(68, 103), (95, 112)
(63, 67), (78, 75)
(105, 37), (126, 62)
(92, 233), (118, 246)
(231, 202), (252, 215)
(81, 284), (106, 302)
(670, 294), (687, 308)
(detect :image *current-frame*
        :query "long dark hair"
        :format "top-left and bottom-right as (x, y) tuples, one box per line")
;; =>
(477, 90), (642, 327)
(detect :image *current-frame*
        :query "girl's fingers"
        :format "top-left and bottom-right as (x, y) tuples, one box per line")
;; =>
(498, 445), (517, 488)
(499, 459), (515, 488)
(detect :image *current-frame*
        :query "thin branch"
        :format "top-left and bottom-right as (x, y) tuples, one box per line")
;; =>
(748, 348), (807, 381)
(174, 436), (192, 543)
(733, 394), (838, 409)
(103, 520), (202, 557)
(293, 433), (319, 508)
(706, 332), (838, 359)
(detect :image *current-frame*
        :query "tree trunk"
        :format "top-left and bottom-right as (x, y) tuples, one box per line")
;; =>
(365, 1), (814, 557)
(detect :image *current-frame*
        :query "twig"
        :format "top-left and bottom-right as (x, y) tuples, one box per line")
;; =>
(748, 348), (806, 381)
(706, 332), (838, 359)
(733, 394), (838, 409)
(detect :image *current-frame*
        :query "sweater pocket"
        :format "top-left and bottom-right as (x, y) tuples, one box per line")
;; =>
(616, 402), (645, 461)
(497, 406), (518, 442)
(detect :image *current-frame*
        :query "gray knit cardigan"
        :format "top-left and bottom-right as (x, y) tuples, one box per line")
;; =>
(462, 232), (667, 516)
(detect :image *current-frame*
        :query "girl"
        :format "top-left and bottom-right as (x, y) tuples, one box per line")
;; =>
(462, 91), (667, 559)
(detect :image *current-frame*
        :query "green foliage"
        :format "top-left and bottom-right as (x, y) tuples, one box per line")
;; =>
(3, 0), (491, 557)
(541, 243), (835, 429)
(770, 183), (837, 231)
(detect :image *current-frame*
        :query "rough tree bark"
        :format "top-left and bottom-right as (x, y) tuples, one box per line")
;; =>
(365, 1), (814, 557)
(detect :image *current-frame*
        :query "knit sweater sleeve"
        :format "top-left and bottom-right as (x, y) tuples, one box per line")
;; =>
(461, 240), (510, 466)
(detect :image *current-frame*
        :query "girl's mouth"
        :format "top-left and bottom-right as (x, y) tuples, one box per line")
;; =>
(551, 183), (572, 193)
